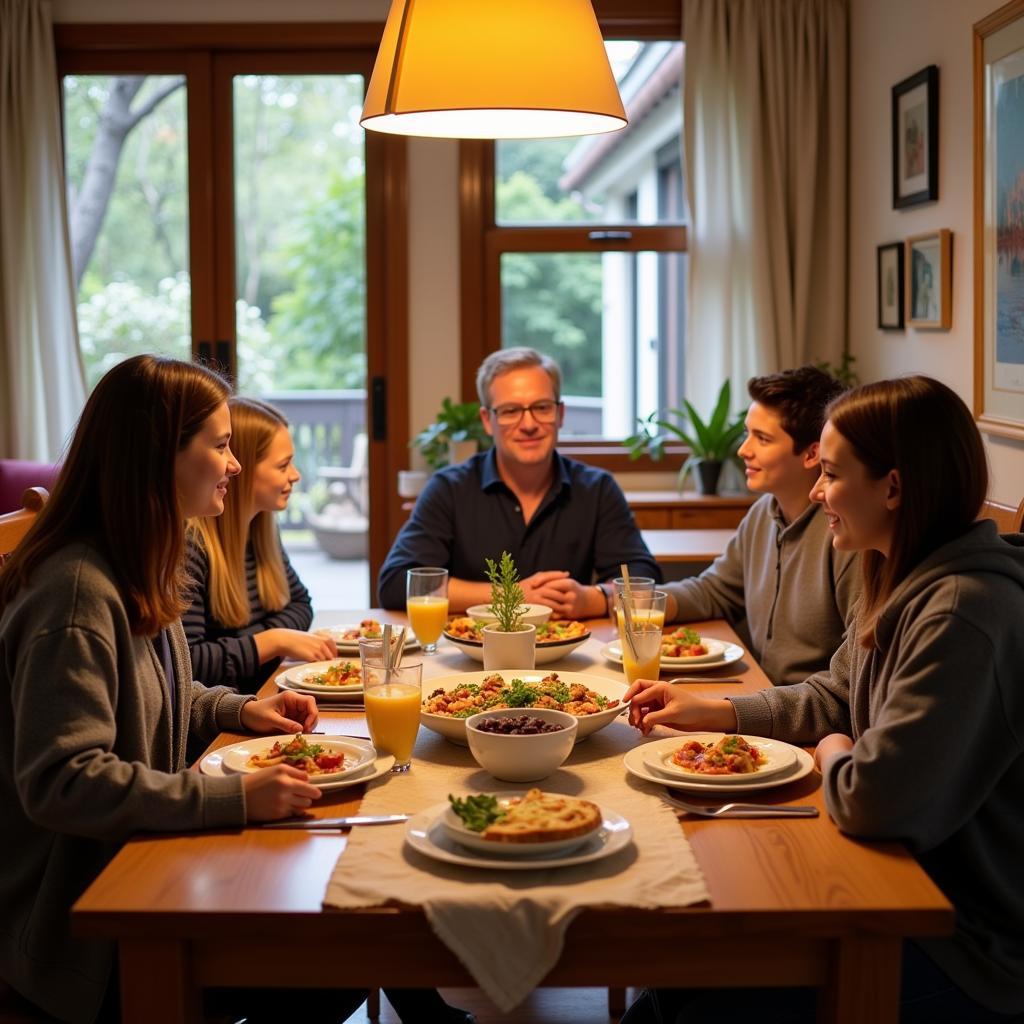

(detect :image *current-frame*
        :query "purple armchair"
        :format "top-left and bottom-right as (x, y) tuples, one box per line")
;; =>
(0, 459), (61, 514)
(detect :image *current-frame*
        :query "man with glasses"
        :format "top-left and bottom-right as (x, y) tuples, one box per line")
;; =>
(378, 347), (659, 615)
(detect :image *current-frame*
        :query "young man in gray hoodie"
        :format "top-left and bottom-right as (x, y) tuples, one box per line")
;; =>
(662, 366), (859, 686)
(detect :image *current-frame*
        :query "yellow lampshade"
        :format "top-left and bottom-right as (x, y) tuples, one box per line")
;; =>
(361, 0), (628, 139)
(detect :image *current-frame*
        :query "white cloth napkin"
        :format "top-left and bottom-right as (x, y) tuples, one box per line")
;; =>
(323, 721), (709, 1011)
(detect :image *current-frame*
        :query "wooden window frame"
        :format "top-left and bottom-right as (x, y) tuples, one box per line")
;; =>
(459, 7), (686, 472)
(55, 23), (409, 591)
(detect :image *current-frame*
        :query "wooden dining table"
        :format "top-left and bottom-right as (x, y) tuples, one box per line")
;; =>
(72, 613), (952, 1024)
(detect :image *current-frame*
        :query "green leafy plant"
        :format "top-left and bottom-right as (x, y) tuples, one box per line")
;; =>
(624, 379), (747, 490)
(484, 551), (526, 633)
(815, 352), (860, 387)
(411, 397), (493, 471)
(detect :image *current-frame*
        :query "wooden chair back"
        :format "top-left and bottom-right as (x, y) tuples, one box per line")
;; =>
(979, 497), (1024, 534)
(0, 487), (48, 565)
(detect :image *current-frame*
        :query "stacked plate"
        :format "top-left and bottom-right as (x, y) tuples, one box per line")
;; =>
(313, 624), (421, 656)
(277, 659), (365, 703)
(601, 636), (744, 673)
(624, 733), (815, 793)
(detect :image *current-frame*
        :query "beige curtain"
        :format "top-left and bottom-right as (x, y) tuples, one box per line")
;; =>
(683, 0), (847, 409)
(0, 0), (86, 460)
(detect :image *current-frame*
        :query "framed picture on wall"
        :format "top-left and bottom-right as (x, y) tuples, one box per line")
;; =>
(892, 65), (938, 208)
(974, 0), (1024, 441)
(906, 230), (951, 329)
(877, 242), (905, 329)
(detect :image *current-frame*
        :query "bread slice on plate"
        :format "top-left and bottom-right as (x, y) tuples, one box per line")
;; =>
(483, 788), (602, 844)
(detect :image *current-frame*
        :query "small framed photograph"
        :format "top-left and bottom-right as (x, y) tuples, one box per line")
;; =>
(892, 65), (938, 208)
(877, 242), (905, 329)
(906, 229), (952, 329)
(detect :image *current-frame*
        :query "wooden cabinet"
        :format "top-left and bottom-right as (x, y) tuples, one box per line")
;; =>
(625, 491), (755, 530)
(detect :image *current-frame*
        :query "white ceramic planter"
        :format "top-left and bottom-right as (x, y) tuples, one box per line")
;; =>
(448, 440), (478, 465)
(397, 470), (429, 498)
(481, 623), (536, 670)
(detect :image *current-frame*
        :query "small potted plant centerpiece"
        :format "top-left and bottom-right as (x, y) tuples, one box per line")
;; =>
(481, 551), (536, 671)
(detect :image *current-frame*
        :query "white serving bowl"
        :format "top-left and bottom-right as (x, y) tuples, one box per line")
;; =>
(420, 670), (628, 746)
(465, 603), (553, 626)
(464, 708), (578, 782)
(444, 630), (590, 666)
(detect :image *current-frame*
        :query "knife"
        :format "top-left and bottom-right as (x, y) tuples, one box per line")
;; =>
(259, 814), (411, 830)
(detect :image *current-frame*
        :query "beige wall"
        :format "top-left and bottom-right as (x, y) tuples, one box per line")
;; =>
(849, 0), (1024, 504)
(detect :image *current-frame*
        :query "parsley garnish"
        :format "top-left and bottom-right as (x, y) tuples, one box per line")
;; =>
(448, 793), (506, 832)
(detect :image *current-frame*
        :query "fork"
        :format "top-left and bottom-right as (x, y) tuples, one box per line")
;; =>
(664, 790), (818, 818)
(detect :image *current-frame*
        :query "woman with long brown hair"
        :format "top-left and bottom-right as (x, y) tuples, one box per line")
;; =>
(621, 377), (1024, 1022)
(184, 396), (336, 694)
(0, 356), (334, 1022)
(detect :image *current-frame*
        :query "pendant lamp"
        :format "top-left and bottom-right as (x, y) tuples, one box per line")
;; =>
(361, 0), (628, 139)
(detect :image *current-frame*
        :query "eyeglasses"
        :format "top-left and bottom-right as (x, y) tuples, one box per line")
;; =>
(489, 400), (562, 426)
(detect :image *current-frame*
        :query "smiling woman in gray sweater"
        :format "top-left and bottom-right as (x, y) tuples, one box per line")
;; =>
(0, 357), (327, 1023)
(623, 377), (1024, 1023)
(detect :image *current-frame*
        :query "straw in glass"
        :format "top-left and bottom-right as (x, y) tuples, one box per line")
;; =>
(619, 562), (639, 662)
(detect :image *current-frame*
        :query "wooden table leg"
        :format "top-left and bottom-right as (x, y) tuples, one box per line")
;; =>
(818, 937), (902, 1024)
(119, 938), (199, 1024)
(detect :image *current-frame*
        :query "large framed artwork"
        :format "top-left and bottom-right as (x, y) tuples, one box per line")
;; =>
(877, 242), (905, 329)
(906, 230), (952, 329)
(975, 0), (1024, 441)
(892, 65), (938, 208)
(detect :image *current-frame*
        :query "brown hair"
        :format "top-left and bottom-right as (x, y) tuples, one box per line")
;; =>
(190, 397), (290, 627)
(747, 365), (847, 453)
(0, 355), (230, 634)
(827, 376), (988, 647)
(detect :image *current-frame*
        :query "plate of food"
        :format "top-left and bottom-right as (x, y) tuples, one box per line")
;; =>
(406, 792), (632, 870)
(601, 636), (744, 673)
(199, 736), (394, 790)
(623, 737), (815, 793)
(313, 619), (421, 655)
(421, 670), (628, 745)
(443, 617), (590, 664)
(641, 733), (797, 783)
(279, 659), (364, 693)
(216, 734), (377, 781)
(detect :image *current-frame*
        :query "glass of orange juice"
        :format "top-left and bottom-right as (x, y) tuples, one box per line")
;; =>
(616, 589), (667, 684)
(359, 640), (423, 773)
(406, 567), (449, 655)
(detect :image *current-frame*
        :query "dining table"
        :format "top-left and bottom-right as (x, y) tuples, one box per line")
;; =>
(72, 612), (953, 1024)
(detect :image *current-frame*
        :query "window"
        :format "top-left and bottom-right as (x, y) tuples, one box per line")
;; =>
(461, 35), (686, 463)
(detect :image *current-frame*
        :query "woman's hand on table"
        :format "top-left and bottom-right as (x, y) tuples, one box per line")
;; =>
(240, 691), (319, 735)
(255, 628), (337, 665)
(624, 679), (738, 735)
(243, 764), (322, 821)
(813, 733), (854, 770)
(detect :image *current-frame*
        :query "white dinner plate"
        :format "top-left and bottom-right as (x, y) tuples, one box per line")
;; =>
(641, 733), (797, 784)
(442, 630), (591, 666)
(405, 800), (632, 870)
(652, 635), (726, 665)
(199, 737), (394, 791)
(314, 624), (421, 655)
(219, 734), (376, 780)
(623, 740), (815, 793)
(601, 640), (745, 673)
(421, 670), (628, 745)
(275, 678), (366, 704)
(280, 659), (363, 693)
(441, 793), (601, 857)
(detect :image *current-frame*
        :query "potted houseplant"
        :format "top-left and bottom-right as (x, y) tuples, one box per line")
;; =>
(481, 551), (536, 670)
(411, 397), (493, 472)
(624, 380), (747, 496)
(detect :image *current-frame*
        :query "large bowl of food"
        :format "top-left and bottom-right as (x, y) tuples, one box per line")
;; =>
(420, 669), (627, 745)
(463, 707), (577, 781)
(444, 617), (590, 665)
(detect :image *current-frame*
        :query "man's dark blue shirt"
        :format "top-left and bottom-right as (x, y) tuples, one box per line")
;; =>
(377, 448), (660, 608)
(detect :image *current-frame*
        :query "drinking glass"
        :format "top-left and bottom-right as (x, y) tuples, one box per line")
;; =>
(612, 579), (659, 647)
(406, 567), (449, 655)
(359, 639), (423, 773)
(616, 589), (667, 684)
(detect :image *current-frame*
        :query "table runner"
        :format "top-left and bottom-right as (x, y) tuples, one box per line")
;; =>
(323, 719), (709, 1011)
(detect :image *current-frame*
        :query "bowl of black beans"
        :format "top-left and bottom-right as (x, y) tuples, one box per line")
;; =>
(464, 707), (578, 781)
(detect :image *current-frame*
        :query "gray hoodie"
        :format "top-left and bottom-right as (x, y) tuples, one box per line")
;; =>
(730, 521), (1024, 1014)
(663, 495), (860, 686)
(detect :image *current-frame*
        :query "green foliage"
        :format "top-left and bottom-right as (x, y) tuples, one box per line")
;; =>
(625, 380), (748, 489)
(815, 352), (860, 387)
(484, 551), (526, 633)
(412, 397), (492, 471)
(448, 793), (504, 832)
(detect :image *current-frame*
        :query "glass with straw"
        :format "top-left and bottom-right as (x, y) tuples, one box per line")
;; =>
(359, 625), (422, 773)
